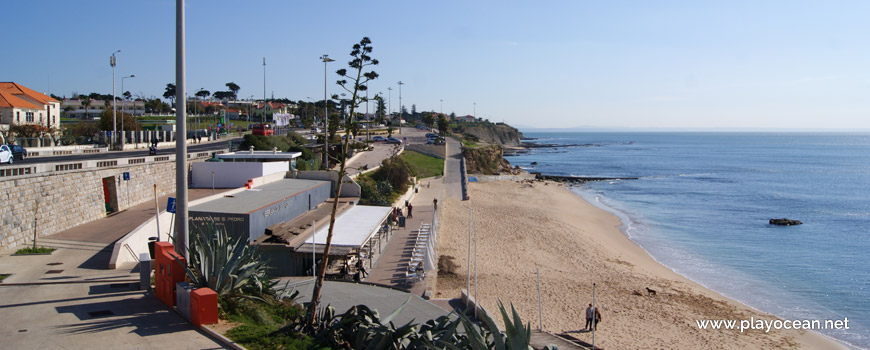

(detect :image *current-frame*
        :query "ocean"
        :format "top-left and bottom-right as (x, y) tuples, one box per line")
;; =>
(507, 132), (870, 349)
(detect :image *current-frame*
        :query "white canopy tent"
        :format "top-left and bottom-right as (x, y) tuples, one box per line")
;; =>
(300, 205), (392, 255)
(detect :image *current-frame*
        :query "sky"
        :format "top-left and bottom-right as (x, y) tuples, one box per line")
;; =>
(4, 1), (869, 130)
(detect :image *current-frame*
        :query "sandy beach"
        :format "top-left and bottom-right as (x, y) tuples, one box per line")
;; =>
(435, 180), (846, 350)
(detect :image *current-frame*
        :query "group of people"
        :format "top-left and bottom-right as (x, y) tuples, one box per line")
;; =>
(585, 304), (602, 331)
(339, 258), (368, 282)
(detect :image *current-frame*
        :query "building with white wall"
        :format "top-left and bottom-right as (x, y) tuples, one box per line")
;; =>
(0, 82), (60, 130)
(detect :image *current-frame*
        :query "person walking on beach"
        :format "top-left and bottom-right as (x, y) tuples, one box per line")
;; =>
(433, 198), (438, 211)
(594, 307), (602, 330)
(585, 304), (594, 330)
(408, 203), (413, 219)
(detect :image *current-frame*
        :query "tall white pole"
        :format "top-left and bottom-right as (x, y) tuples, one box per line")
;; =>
(174, 0), (189, 259)
(466, 207), (472, 313)
(387, 87), (392, 117)
(121, 75), (134, 148)
(537, 268), (543, 331)
(397, 81), (403, 134)
(153, 184), (161, 241)
(263, 57), (266, 124)
(592, 282), (597, 349)
(473, 210), (478, 319)
(110, 50), (120, 150)
(321, 55), (334, 169)
(312, 220), (316, 277)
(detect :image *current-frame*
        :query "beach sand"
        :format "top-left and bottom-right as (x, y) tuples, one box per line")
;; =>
(435, 180), (846, 350)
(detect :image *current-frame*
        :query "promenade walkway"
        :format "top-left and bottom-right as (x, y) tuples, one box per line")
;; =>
(444, 137), (465, 199)
(366, 176), (443, 296)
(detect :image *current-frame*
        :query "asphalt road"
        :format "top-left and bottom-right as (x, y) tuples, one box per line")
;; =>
(5, 138), (242, 166)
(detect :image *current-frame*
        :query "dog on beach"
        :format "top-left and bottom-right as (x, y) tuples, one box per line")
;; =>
(646, 287), (657, 296)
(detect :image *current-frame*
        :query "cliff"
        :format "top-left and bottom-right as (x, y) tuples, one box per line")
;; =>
(454, 122), (524, 146)
(462, 145), (523, 175)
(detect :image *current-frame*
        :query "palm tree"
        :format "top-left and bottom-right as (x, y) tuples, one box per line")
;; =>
(81, 97), (91, 119)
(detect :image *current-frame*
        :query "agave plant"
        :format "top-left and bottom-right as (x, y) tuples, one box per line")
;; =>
(178, 220), (272, 297)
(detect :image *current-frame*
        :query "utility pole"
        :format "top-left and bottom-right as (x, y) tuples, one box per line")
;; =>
(110, 50), (120, 150)
(174, 0), (189, 258)
(397, 81), (403, 135)
(263, 57), (267, 124)
(320, 54), (334, 169)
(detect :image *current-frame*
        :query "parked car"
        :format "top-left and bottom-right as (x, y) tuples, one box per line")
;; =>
(7, 144), (27, 160)
(425, 133), (437, 138)
(372, 136), (386, 142)
(386, 137), (403, 144)
(0, 145), (13, 164)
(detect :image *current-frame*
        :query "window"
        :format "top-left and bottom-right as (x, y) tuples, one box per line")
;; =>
(16, 111), (20, 122)
(26, 111), (34, 122)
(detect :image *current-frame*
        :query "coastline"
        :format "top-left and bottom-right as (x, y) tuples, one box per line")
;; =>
(435, 180), (847, 349)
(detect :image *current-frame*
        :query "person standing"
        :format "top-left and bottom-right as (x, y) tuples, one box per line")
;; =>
(585, 304), (594, 330)
(408, 203), (413, 219)
(433, 198), (438, 211)
(594, 307), (602, 331)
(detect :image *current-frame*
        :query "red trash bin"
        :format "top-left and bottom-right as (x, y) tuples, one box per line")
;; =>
(190, 287), (218, 326)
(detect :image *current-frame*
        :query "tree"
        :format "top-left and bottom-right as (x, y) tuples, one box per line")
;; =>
(437, 115), (449, 136)
(81, 97), (92, 119)
(423, 114), (435, 128)
(411, 104), (416, 116)
(213, 91), (234, 100)
(306, 36), (379, 330)
(123, 91), (132, 101)
(375, 96), (386, 123)
(163, 83), (176, 105)
(226, 82), (240, 99)
(195, 89), (210, 100)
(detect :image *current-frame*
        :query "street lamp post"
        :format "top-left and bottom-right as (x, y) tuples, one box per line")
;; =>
(321, 54), (334, 170)
(262, 57), (267, 124)
(387, 87), (392, 118)
(110, 50), (120, 150)
(397, 81), (403, 134)
(440, 98), (443, 120)
(121, 74), (135, 147)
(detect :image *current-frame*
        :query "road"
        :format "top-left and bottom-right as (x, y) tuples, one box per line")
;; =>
(5, 138), (242, 166)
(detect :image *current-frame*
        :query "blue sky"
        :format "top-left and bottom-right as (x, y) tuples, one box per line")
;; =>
(5, 1), (869, 129)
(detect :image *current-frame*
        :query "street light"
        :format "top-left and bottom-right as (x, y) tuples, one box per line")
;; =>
(321, 54), (334, 170)
(196, 87), (205, 129)
(397, 81), (403, 134)
(110, 50), (121, 150)
(121, 74), (135, 147)
(387, 87), (392, 118)
(440, 98), (443, 119)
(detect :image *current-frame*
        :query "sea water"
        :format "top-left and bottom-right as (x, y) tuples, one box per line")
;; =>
(508, 132), (870, 348)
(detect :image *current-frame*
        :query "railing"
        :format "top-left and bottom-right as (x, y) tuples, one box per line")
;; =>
(0, 151), (222, 180)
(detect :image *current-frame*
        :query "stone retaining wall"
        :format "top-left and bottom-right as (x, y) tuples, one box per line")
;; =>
(0, 160), (179, 251)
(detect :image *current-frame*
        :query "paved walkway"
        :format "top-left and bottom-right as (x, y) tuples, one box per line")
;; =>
(444, 137), (464, 199)
(0, 239), (227, 349)
(341, 142), (402, 177)
(366, 176), (443, 295)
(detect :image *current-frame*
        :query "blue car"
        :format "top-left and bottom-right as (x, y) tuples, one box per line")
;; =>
(372, 136), (386, 142)
(386, 137), (402, 144)
(7, 144), (26, 160)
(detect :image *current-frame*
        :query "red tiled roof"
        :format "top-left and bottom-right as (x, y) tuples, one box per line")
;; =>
(0, 91), (42, 109)
(0, 82), (58, 105)
(256, 102), (285, 109)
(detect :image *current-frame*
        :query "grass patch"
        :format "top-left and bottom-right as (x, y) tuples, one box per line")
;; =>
(400, 151), (444, 178)
(15, 247), (55, 255)
(0, 274), (9, 282)
(221, 297), (327, 350)
(461, 138), (479, 148)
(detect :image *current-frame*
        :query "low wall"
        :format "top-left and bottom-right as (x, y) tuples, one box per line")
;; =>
(295, 171), (361, 198)
(191, 161), (289, 188)
(0, 160), (177, 251)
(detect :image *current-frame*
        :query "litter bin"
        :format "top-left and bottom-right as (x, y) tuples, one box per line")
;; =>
(399, 216), (406, 228)
(147, 237), (158, 259)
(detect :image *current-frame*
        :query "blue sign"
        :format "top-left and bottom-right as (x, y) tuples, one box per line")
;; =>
(122, 172), (130, 181)
(166, 197), (177, 214)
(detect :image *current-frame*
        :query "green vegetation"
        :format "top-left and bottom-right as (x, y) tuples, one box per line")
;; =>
(15, 246), (55, 255)
(180, 222), (271, 297)
(0, 274), (9, 282)
(461, 138), (479, 148)
(222, 295), (327, 350)
(399, 150), (444, 178)
(358, 155), (414, 206)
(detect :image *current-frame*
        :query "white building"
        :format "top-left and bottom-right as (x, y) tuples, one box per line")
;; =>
(62, 99), (145, 119)
(0, 82), (61, 130)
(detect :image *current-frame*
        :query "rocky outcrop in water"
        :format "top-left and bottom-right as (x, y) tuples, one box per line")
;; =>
(769, 218), (803, 226)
